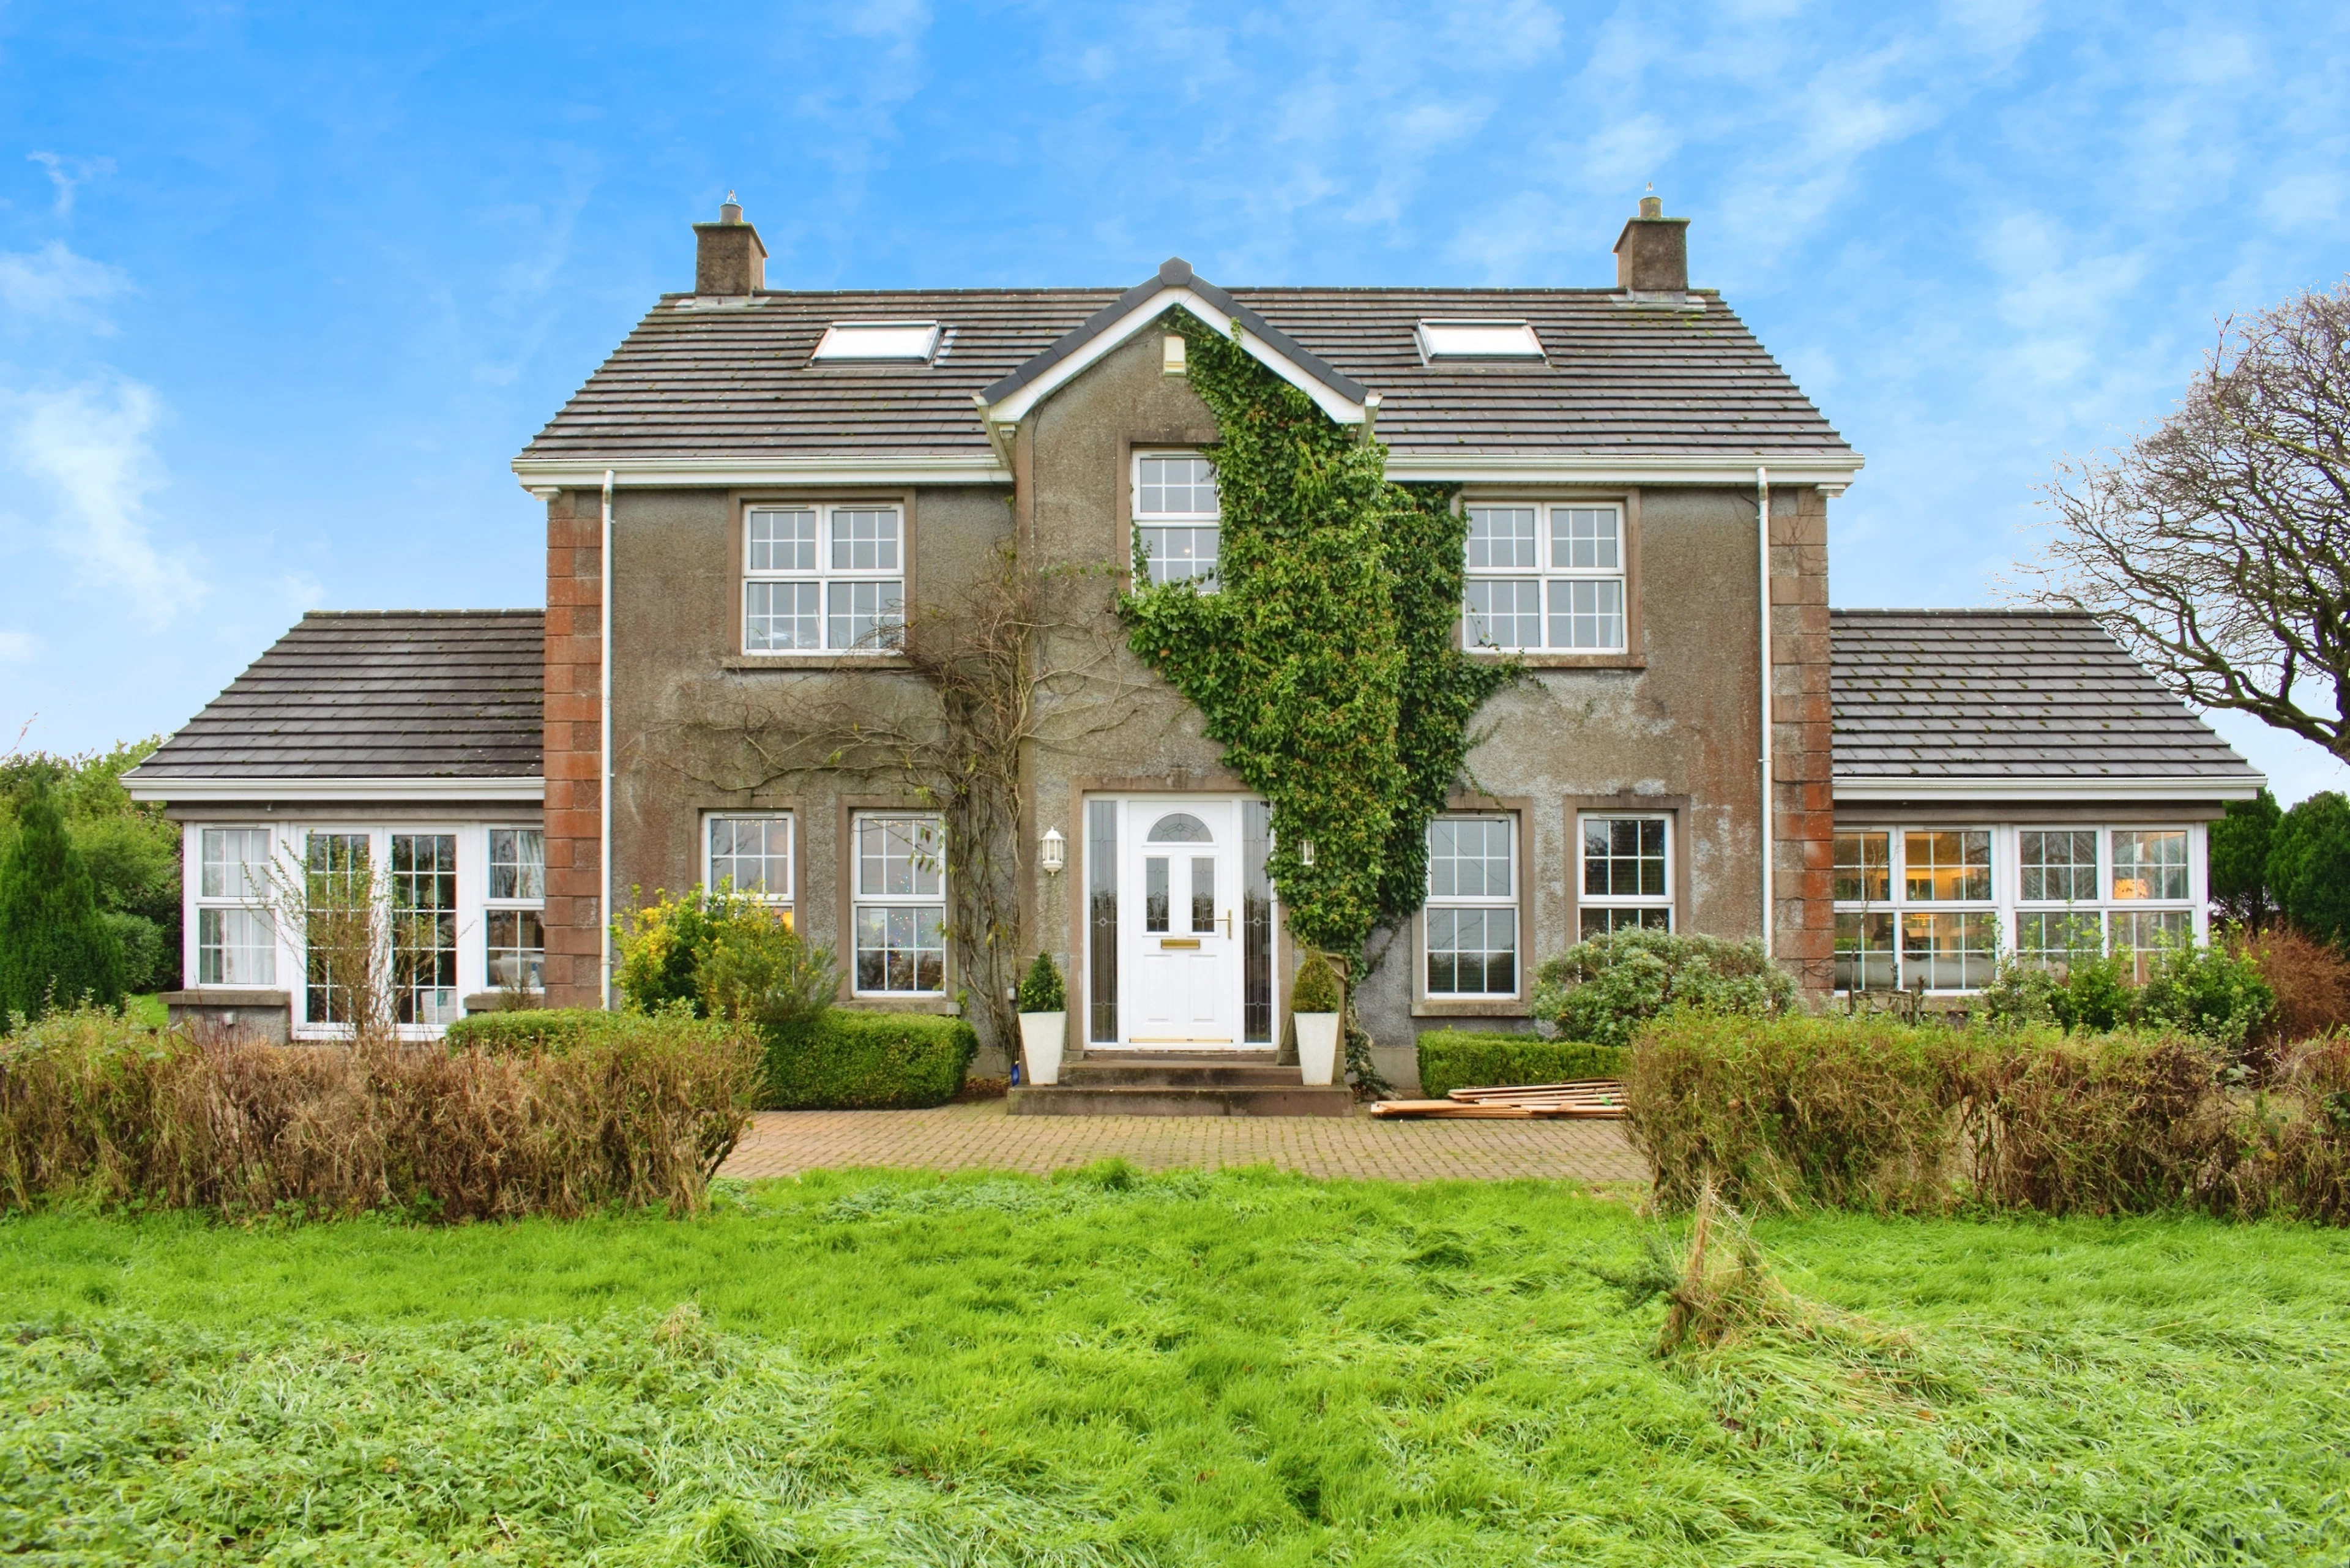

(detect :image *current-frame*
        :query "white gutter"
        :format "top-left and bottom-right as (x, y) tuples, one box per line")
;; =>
(1387, 453), (1860, 490)
(122, 775), (545, 804)
(600, 469), (615, 1012)
(1833, 774), (2269, 804)
(1757, 465), (1773, 959)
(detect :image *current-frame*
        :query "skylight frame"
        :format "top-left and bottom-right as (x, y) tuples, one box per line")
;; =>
(810, 321), (944, 364)
(1414, 319), (1547, 364)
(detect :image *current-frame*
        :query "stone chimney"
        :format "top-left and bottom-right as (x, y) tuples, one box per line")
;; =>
(693, 192), (767, 295)
(1613, 193), (1689, 293)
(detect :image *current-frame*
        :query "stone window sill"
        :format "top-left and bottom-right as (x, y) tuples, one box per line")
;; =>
(1469, 652), (1644, 670)
(1411, 998), (1531, 1018)
(722, 654), (912, 672)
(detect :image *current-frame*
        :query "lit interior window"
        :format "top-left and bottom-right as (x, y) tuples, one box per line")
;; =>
(1414, 319), (1545, 362)
(811, 321), (942, 362)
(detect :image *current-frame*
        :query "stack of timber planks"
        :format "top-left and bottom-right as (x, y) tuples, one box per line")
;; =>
(1369, 1079), (1625, 1120)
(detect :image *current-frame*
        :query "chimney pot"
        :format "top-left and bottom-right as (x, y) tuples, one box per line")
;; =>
(693, 196), (767, 295)
(1614, 195), (1690, 293)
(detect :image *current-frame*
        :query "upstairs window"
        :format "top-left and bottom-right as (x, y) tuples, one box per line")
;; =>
(743, 505), (905, 654)
(1133, 453), (1219, 586)
(1461, 503), (1626, 653)
(1414, 319), (1545, 362)
(1580, 815), (1672, 938)
(810, 321), (940, 362)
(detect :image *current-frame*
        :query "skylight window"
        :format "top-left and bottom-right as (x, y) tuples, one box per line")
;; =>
(811, 321), (941, 362)
(1414, 319), (1545, 362)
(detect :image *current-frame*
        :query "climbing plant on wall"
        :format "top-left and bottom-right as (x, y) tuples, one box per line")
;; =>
(1121, 313), (1515, 958)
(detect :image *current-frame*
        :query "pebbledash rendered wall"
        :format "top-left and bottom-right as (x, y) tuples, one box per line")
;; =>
(540, 321), (1834, 1090)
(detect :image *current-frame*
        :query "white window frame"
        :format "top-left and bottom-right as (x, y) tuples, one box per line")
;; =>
(191, 824), (278, 988)
(1461, 501), (1627, 654)
(1414, 319), (1545, 362)
(704, 812), (795, 906)
(851, 812), (947, 997)
(483, 827), (546, 995)
(1132, 450), (1220, 587)
(1577, 813), (1674, 939)
(289, 824), (470, 1039)
(810, 321), (941, 362)
(741, 502), (906, 655)
(1833, 824), (2209, 994)
(1423, 813), (1520, 999)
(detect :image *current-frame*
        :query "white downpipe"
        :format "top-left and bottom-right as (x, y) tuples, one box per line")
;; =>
(599, 469), (615, 1010)
(1756, 465), (1774, 960)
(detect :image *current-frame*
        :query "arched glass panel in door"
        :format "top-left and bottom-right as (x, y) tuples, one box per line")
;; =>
(1146, 812), (1212, 843)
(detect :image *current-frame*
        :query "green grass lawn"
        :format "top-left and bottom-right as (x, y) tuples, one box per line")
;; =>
(124, 992), (168, 1030)
(4, 1168), (2348, 1566)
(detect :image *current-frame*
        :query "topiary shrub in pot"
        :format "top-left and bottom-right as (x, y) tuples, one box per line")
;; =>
(1291, 952), (1344, 1085)
(1016, 952), (1068, 1086)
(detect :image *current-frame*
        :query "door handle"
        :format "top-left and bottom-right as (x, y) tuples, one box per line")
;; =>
(1218, 911), (1233, 938)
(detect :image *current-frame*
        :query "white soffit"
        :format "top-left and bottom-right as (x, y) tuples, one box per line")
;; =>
(1415, 319), (1545, 362)
(811, 321), (942, 362)
(978, 287), (1368, 427)
(1833, 774), (2266, 804)
(1388, 452), (1866, 487)
(513, 454), (1012, 489)
(124, 775), (547, 804)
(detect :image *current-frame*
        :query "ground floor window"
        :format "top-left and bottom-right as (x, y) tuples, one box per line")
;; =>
(390, 834), (459, 1026)
(304, 831), (373, 1025)
(196, 826), (275, 985)
(853, 813), (945, 995)
(1579, 813), (1672, 939)
(1426, 815), (1517, 998)
(485, 827), (546, 992)
(707, 813), (793, 904)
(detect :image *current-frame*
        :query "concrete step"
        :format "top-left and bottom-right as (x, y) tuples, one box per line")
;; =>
(1063, 1062), (1302, 1087)
(1007, 1083), (1357, 1118)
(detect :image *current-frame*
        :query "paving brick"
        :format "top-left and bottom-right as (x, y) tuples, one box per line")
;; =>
(719, 1102), (1648, 1185)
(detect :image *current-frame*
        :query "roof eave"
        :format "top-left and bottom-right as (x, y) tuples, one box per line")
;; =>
(1832, 772), (2266, 804)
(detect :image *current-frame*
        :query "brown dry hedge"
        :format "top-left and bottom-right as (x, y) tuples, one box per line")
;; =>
(1625, 1012), (2350, 1223)
(0, 1006), (763, 1220)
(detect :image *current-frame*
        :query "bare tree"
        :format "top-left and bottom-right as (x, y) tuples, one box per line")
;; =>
(668, 547), (1151, 1058)
(2021, 281), (2350, 760)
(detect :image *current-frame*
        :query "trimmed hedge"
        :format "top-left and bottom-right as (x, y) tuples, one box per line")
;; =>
(762, 1010), (977, 1110)
(1417, 1030), (1626, 1099)
(441, 1007), (729, 1055)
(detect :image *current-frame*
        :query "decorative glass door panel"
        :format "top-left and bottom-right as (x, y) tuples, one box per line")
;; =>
(1119, 802), (1243, 1047)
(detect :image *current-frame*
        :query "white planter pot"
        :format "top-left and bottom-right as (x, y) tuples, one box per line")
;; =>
(1018, 1011), (1067, 1086)
(1294, 1012), (1341, 1086)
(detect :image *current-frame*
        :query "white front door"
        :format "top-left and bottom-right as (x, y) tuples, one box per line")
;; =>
(1120, 799), (1244, 1048)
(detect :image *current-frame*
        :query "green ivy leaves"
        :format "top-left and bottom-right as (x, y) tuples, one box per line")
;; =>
(1119, 316), (1513, 956)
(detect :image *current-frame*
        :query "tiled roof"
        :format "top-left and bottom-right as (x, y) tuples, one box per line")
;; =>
(1831, 610), (2259, 780)
(518, 272), (1851, 463)
(132, 611), (543, 780)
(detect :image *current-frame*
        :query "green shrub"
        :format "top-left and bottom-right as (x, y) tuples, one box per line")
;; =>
(700, 916), (835, 1029)
(1980, 939), (2275, 1053)
(441, 1004), (739, 1056)
(0, 777), (124, 1019)
(1017, 952), (1065, 1014)
(2, 1004), (760, 1218)
(1291, 953), (1342, 1013)
(2270, 791), (2350, 946)
(100, 912), (167, 994)
(2210, 787), (2280, 927)
(1531, 928), (1793, 1050)
(1416, 1030), (1625, 1097)
(762, 1009), (976, 1110)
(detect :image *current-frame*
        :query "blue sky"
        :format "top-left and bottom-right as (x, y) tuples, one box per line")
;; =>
(2, 1), (2346, 797)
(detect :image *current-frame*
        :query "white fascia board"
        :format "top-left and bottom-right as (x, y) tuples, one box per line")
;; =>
(1387, 452), (1865, 487)
(979, 288), (1367, 427)
(1833, 774), (2266, 804)
(124, 775), (546, 804)
(512, 454), (1010, 491)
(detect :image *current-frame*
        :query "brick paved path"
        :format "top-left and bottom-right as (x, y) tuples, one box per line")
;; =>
(720, 1100), (1646, 1184)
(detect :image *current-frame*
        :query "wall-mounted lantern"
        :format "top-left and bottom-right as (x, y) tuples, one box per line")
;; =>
(1040, 826), (1065, 874)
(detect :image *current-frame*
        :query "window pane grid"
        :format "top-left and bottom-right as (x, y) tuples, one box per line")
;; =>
(743, 506), (904, 654)
(1461, 504), (1625, 652)
(2111, 830), (2189, 902)
(1426, 816), (1518, 997)
(855, 814), (946, 996)
(1835, 911), (1896, 991)
(1136, 455), (1218, 518)
(391, 834), (458, 1027)
(1833, 831), (1891, 903)
(2018, 830), (2097, 903)
(709, 816), (791, 901)
(487, 828), (545, 902)
(1901, 911), (1999, 991)
(1903, 831), (1992, 902)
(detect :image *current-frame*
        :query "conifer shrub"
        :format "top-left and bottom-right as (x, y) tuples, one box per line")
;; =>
(1016, 952), (1065, 1014)
(2269, 791), (2350, 947)
(1415, 1030), (1624, 1097)
(0, 777), (124, 1019)
(1531, 928), (1794, 1050)
(1291, 952), (1343, 1013)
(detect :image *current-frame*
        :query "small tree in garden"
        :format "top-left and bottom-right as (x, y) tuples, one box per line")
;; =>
(0, 775), (124, 1018)
(2209, 788), (2280, 930)
(1016, 952), (1065, 1014)
(2268, 791), (2350, 947)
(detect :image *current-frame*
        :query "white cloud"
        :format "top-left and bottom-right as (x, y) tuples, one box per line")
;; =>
(1, 377), (206, 627)
(0, 629), (36, 663)
(0, 241), (130, 330)
(26, 152), (113, 218)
